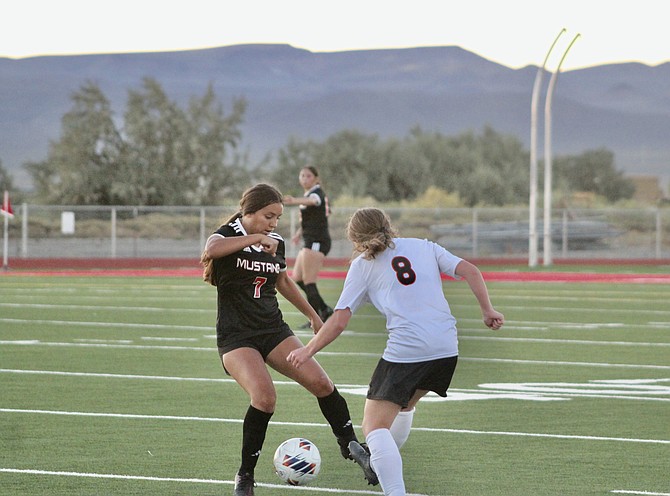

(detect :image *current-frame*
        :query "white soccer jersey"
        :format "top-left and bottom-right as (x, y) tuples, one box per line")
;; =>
(335, 238), (463, 363)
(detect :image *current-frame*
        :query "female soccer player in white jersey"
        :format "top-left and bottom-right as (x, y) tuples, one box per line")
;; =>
(201, 184), (361, 496)
(287, 207), (504, 495)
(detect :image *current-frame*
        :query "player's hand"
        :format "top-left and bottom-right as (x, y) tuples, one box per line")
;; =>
(258, 234), (279, 256)
(287, 347), (313, 369)
(310, 316), (324, 335)
(483, 309), (504, 330)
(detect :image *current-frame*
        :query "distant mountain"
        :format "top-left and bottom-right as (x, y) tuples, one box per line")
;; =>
(1, 44), (669, 189)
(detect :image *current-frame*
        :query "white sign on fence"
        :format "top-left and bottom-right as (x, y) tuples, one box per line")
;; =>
(61, 211), (75, 235)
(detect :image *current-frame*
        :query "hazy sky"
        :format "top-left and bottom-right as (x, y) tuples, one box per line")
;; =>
(3, 0), (669, 70)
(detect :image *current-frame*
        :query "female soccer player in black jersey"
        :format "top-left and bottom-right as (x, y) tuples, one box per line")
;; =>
(201, 184), (359, 496)
(283, 166), (333, 322)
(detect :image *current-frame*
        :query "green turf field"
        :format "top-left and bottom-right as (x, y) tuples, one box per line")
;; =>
(1, 273), (668, 495)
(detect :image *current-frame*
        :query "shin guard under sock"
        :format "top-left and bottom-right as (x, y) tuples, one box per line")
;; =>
(367, 428), (406, 496)
(317, 386), (356, 442)
(239, 405), (273, 476)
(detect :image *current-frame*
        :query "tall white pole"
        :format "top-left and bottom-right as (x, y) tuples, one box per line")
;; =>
(529, 29), (566, 267)
(543, 34), (580, 266)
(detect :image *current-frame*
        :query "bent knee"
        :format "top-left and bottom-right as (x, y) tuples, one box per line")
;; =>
(250, 392), (277, 413)
(310, 374), (334, 397)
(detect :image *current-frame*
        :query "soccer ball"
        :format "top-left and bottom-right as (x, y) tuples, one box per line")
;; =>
(273, 437), (321, 486)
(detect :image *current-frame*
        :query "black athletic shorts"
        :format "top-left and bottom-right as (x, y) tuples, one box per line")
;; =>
(367, 356), (458, 408)
(302, 234), (331, 256)
(217, 327), (295, 375)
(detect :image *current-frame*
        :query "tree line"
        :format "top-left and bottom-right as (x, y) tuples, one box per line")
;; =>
(3, 79), (635, 206)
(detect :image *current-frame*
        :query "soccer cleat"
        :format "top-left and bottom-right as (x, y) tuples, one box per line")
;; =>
(233, 472), (255, 496)
(348, 440), (379, 486)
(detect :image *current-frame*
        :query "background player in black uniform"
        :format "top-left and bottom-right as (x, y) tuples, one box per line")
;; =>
(283, 166), (333, 322)
(200, 184), (360, 496)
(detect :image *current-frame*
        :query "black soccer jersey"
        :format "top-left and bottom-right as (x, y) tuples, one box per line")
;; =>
(211, 218), (290, 346)
(299, 185), (330, 239)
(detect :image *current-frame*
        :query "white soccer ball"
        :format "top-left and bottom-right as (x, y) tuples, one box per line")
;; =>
(273, 437), (321, 486)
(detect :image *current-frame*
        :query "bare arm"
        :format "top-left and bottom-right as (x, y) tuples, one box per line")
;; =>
(205, 232), (278, 259)
(286, 308), (352, 368)
(283, 195), (319, 207)
(455, 260), (504, 330)
(276, 271), (323, 330)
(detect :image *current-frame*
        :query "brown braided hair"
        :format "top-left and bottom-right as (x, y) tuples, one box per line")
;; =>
(346, 207), (397, 260)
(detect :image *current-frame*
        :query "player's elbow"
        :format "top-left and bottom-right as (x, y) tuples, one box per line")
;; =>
(330, 309), (352, 333)
(455, 260), (480, 279)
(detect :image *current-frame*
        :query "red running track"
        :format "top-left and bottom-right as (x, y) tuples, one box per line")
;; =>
(2, 268), (670, 284)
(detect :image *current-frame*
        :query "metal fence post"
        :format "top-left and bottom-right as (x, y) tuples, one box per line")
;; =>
(200, 208), (206, 253)
(111, 207), (117, 258)
(656, 208), (662, 259)
(562, 209), (568, 257)
(472, 208), (478, 258)
(21, 203), (28, 258)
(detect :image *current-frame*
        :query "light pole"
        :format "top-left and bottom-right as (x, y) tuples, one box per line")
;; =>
(529, 29), (566, 267)
(543, 33), (580, 266)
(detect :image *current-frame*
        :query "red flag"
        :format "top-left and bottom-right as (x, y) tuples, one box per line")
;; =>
(1, 190), (14, 218)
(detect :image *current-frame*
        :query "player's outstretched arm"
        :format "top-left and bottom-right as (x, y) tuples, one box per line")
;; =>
(455, 260), (504, 330)
(287, 308), (352, 368)
(276, 272), (323, 331)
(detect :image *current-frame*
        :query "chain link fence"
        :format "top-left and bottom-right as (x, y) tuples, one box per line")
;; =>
(2, 203), (669, 262)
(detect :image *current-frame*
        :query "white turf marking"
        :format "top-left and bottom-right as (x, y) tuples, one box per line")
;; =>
(1, 407), (667, 445)
(0, 302), (208, 313)
(3, 369), (669, 403)
(1, 339), (669, 370)
(496, 304), (670, 317)
(0, 368), (238, 384)
(1, 323), (669, 350)
(464, 357), (670, 371)
(0, 468), (399, 495)
(0, 317), (208, 331)
(611, 491), (670, 495)
(2, 312), (670, 338)
(460, 336), (670, 347)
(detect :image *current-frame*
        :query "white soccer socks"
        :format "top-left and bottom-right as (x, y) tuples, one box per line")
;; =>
(366, 428), (406, 496)
(389, 407), (415, 449)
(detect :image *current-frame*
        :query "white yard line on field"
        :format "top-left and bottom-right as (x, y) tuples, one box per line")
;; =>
(3, 369), (670, 403)
(463, 356), (670, 370)
(2, 316), (669, 345)
(0, 317), (209, 331)
(1, 407), (668, 445)
(0, 468), (400, 495)
(494, 305), (670, 317)
(1, 338), (669, 369)
(0, 302), (209, 313)
(611, 491), (670, 495)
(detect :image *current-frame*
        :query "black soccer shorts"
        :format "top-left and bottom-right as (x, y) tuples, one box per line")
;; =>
(367, 356), (458, 408)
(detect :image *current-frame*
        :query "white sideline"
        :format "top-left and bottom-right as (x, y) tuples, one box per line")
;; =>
(0, 468), (397, 494)
(611, 491), (670, 495)
(1, 408), (668, 445)
(1, 340), (669, 369)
